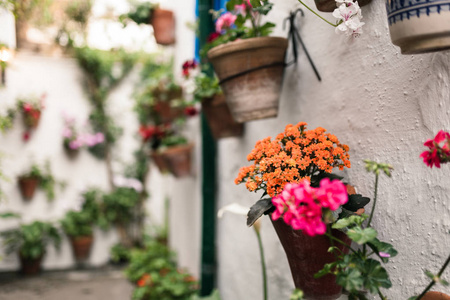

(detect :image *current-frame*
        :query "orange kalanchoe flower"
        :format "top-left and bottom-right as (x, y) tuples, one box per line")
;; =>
(235, 122), (351, 197)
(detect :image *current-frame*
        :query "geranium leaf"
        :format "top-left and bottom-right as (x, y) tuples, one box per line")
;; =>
(336, 268), (364, 292)
(367, 238), (398, 262)
(246, 198), (273, 227)
(361, 259), (392, 293)
(347, 227), (377, 244)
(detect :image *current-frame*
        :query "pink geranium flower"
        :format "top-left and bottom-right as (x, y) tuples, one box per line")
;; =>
(420, 130), (450, 168)
(271, 179), (348, 236)
(215, 12), (237, 33)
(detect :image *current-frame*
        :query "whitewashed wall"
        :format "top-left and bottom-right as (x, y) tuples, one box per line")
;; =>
(0, 0), (200, 276)
(215, 0), (450, 299)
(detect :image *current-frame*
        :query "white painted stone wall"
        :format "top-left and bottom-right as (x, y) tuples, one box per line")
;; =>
(215, 0), (450, 299)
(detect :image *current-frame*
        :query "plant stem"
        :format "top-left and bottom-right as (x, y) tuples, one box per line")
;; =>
(377, 288), (387, 300)
(325, 232), (357, 254)
(255, 228), (268, 300)
(297, 0), (337, 27)
(367, 173), (379, 228)
(416, 253), (450, 300)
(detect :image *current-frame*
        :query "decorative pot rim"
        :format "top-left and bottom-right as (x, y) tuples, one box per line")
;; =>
(161, 143), (194, 155)
(207, 36), (288, 60)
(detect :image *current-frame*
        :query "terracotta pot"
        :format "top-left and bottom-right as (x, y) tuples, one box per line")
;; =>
(151, 152), (169, 173)
(423, 292), (450, 300)
(23, 110), (41, 129)
(64, 147), (80, 159)
(386, 0), (450, 54)
(201, 94), (244, 139)
(18, 176), (39, 200)
(19, 253), (43, 276)
(314, 0), (372, 12)
(271, 218), (351, 300)
(161, 144), (193, 178)
(152, 87), (183, 123)
(70, 235), (93, 262)
(150, 8), (175, 46)
(207, 37), (288, 123)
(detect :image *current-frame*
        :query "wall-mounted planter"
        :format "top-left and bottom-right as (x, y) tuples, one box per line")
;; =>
(271, 218), (351, 300)
(19, 253), (43, 275)
(70, 235), (93, 263)
(64, 147), (80, 159)
(422, 291), (450, 300)
(23, 110), (41, 129)
(314, 0), (372, 12)
(386, 0), (450, 54)
(201, 94), (244, 139)
(151, 152), (169, 174)
(160, 144), (193, 178)
(207, 37), (288, 123)
(152, 87), (183, 124)
(18, 176), (39, 200)
(150, 9), (176, 46)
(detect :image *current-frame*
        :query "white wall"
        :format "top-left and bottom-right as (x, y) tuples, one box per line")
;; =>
(215, 0), (450, 299)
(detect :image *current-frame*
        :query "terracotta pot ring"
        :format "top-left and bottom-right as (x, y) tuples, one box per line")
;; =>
(218, 61), (286, 85)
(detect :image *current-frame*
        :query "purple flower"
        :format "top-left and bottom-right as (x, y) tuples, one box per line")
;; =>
(379, 252), (391, 258)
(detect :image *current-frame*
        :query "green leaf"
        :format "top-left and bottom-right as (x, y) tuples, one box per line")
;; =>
(408, 297), (418, 300)
(252, 1), (272, 15)
(336, 268), (364, 292)
(347, 227), (377, 245)
(361, 259), (392, 294)
(343, 194), (370, 212)
(333, 215), (367, 229)
(367, 238), (398, 262)
(315, 262), (337, 278)
(250, 0), (262, 7)
(0, 212), (20, 219)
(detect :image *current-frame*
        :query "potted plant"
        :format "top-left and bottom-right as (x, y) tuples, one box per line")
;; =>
(60, 190), (100, 263)
(0, 220), (61, 275)
(182, 60), (243, 139)
(205, 0), (286, 123)
(16, 94), (45, 129)
(159, 134), (194, 178)
(17, 161), (63, 201)
(125, 240), (198, 300)
(62, 114), (84, 158)
(121, 1), (175, 45)
(139, 124), (170, 173)
(235, 122), (373, 299)
(386, 0), (450, 54)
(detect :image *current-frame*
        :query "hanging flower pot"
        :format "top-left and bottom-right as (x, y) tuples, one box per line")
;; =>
(422, 292), (450, 300)
(201, 94), (244, 139)
(150, 151), (169, 174)
(207, 37), (288, 123)
(160, 144), (193, 178)
(152, 87), (184, 124)
(386, 0), (450, 54)
(150, 8), (176, 46)
(70, 235), (93, 263)
(314, 0), (372, 12)
(19, 253), (43, 275)
(271, 218), (351, 300)
(23, 110), (41, 129)
(18, 176), (39, 200)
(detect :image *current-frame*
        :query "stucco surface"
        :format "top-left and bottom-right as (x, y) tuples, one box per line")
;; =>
(216, 0), (450, 299)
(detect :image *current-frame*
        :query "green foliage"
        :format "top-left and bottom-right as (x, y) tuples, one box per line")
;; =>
(125, 148), (150, 183)
(125, 240), (198, 300)
(364, 160), (393, 177)
(161, 135), (188, 148)
(110, 243), (132, 263)
(19, 161), (64, 201)
(64, 0), (92, 26)
(12, 0), (54, 26)
(290, 289), (304, 300)
(193, 73), (222, 102)
(0, 220), (61, 260)
(101, 187), (140, 226)
(0, 109), (16, 133)
(120, 1), (158, 25)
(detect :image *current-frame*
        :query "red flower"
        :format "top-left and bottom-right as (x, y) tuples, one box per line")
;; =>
(182, 59), (198, 78)
(137, 274), (151, 287)
(23, 131), (30, 141)
(184, 106), (198, 117)
(420, 130), (450, 168)
(207, 32), (221, 43)
(23, 103), (32, 112)
(139, 125), (165, 141)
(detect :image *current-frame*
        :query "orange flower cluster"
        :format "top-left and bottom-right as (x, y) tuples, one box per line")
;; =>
(235, 122), (351, 197)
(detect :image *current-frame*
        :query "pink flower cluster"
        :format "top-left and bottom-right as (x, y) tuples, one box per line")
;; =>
(234, 0), (252, 15)
(271, 178), (348, 236)
(63, 127), (105, 150)
(215, 12), (237, 33)
(420, 130), (450, 168)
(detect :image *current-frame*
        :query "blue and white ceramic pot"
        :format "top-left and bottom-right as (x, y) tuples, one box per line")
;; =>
(386, 0), (450, 54)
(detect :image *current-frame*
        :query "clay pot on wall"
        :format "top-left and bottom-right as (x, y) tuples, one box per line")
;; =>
(386, 0), (450, 54)
(271, 218), (351, 300)
(151, 152), (169, 174)
(422, 292), (450, 300)
(152, 88), (184, 123)
(18, 176), (39, 200)
(70, 235), (93, 263)
(150, 9), (176, 46)
(23, 110), (41, 129)
(207, 37), (288, 123)
(314, 0), (372, 12)
(201, 94), (244, 139)
(19, 253), (43, 275)
(160, 144), (193, 178)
